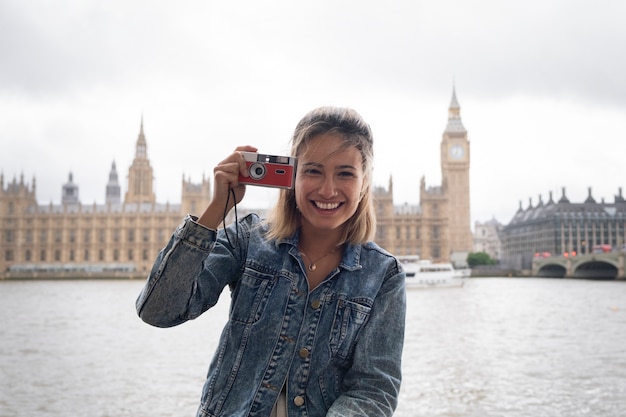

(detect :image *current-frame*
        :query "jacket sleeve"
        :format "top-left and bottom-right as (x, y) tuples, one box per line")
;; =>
(326, 265), (406, 417)
(135, 215), (247, 328)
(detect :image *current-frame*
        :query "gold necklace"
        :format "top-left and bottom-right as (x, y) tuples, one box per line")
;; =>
(299, 247), (336, 272)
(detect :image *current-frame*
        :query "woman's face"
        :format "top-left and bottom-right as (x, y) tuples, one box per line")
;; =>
(295, 133), (364, 235)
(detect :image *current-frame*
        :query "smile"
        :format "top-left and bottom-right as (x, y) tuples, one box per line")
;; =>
(314, 201), (341, 210)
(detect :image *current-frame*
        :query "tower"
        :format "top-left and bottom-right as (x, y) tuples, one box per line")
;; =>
(181, 173), (212, 216)
(125, 118), (156, 205)
(440, 87), (472, 259)
(62, 172), (79, 205)
(105, 161), (121, 205)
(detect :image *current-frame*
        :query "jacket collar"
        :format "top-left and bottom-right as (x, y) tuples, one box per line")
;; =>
(280, 229), (363, 272)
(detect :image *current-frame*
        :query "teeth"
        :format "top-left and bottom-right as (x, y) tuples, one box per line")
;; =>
(315, 201), (340, 210)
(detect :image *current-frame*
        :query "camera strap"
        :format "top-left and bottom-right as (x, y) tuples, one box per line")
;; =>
(223, 186), (239, 249)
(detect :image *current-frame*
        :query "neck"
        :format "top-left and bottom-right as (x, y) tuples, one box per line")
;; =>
(299, 223), (344, 254)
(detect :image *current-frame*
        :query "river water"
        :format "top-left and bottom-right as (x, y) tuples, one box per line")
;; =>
(1, 278), (624, 417)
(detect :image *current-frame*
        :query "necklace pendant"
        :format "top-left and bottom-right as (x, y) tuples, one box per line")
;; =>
(308, 263), (317, 272)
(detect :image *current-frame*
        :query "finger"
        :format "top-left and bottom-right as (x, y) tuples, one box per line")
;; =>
(234, 145), (258, 153)
(233, 150), (256, 177)
(214, 162), (241, 184)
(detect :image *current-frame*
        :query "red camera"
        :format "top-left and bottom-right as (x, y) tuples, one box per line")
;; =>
(238, 152), (297, 189)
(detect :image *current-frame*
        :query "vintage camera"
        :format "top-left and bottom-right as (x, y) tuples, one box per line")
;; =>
(238, 152), (297, 189)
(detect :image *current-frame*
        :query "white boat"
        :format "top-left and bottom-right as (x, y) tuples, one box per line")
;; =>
(454, 268), (472, 278)
(398, 256), (467, 288)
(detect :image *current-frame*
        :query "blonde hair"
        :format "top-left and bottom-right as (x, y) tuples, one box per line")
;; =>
(266, 106), (376, 244)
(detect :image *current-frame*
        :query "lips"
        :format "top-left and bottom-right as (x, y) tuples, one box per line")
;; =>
(314, 201), (341, 210)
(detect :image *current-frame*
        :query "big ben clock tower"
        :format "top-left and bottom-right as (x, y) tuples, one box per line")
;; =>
(441, 87), (472, 261)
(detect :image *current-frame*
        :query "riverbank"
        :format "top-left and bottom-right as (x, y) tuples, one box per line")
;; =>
(468, 265), (532, 278)
(0, 272), (146, 280)
(0, 267), (552, 280)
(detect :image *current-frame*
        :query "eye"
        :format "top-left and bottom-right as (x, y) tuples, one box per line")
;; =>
(338, 170), (357, 178)
(302, 167), (322, 175)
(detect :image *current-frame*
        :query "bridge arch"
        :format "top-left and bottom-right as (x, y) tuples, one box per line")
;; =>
(573, 260), (618, 280)
(536, 263), (567, 278)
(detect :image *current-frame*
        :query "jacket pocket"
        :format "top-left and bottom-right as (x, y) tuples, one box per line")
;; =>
(329, 297), (372, 363)
(229, 267), (275, 324)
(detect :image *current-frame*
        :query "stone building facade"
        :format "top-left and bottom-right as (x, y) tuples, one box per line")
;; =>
(500, 187), (626, 270)
(0, 120), (211, 278)
(473, 218), (503, 260)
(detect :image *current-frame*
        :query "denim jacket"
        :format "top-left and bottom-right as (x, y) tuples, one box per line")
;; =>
(136, 214), (406, 417)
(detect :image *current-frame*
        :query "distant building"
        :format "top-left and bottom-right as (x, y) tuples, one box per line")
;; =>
(0, 120), (211, 278)
(473, 218), (502, 261)
(373, 88), (473, 267)
(500, 187), (626, 270)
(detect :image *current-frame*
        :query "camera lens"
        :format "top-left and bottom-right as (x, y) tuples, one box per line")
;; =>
(249, 162), (266, 180)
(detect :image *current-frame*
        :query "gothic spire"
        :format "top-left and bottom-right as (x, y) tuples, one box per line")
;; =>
(62, 171), (79, 205)
(444, 86), (466, 134)
(136, 116), (147, 159)
(106, 161), (121, 205)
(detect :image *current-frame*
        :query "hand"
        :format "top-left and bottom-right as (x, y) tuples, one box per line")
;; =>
(197, 145), (258, 229)
(213, 145), (258, 209)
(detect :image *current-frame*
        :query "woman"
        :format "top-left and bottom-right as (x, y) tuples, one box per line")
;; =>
(136, 106), (406, 417)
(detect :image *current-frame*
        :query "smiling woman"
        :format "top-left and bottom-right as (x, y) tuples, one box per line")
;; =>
(135, 106), (406, 417)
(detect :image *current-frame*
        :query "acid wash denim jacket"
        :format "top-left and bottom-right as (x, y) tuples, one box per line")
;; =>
(136, 214), (406, 417)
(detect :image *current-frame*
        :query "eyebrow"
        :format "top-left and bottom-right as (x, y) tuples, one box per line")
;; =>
(337, 165), (358, 171)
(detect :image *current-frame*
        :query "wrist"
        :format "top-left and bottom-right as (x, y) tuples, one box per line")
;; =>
(197, 202), (226, 230)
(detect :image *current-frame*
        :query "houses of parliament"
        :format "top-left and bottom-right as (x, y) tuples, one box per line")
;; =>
(0, 90), (472, 278)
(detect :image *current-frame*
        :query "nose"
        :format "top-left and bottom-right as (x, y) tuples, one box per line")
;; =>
(318, 176), (337, 199)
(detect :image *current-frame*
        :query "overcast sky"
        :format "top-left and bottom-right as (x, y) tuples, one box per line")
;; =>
(2, 0), (625, 227)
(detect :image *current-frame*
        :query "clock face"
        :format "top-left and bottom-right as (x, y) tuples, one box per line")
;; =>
(449, 144), (465, 159)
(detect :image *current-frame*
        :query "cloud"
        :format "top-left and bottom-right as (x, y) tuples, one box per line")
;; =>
(1, 0), (626, 226)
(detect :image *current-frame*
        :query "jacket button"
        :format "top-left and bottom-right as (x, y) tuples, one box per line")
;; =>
(310, 299), (321, 309)
(299, 348), (310, 358)
(293, 395), (305, 406)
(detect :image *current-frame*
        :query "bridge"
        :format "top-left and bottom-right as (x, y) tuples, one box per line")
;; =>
(532, 251), (626, 280)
